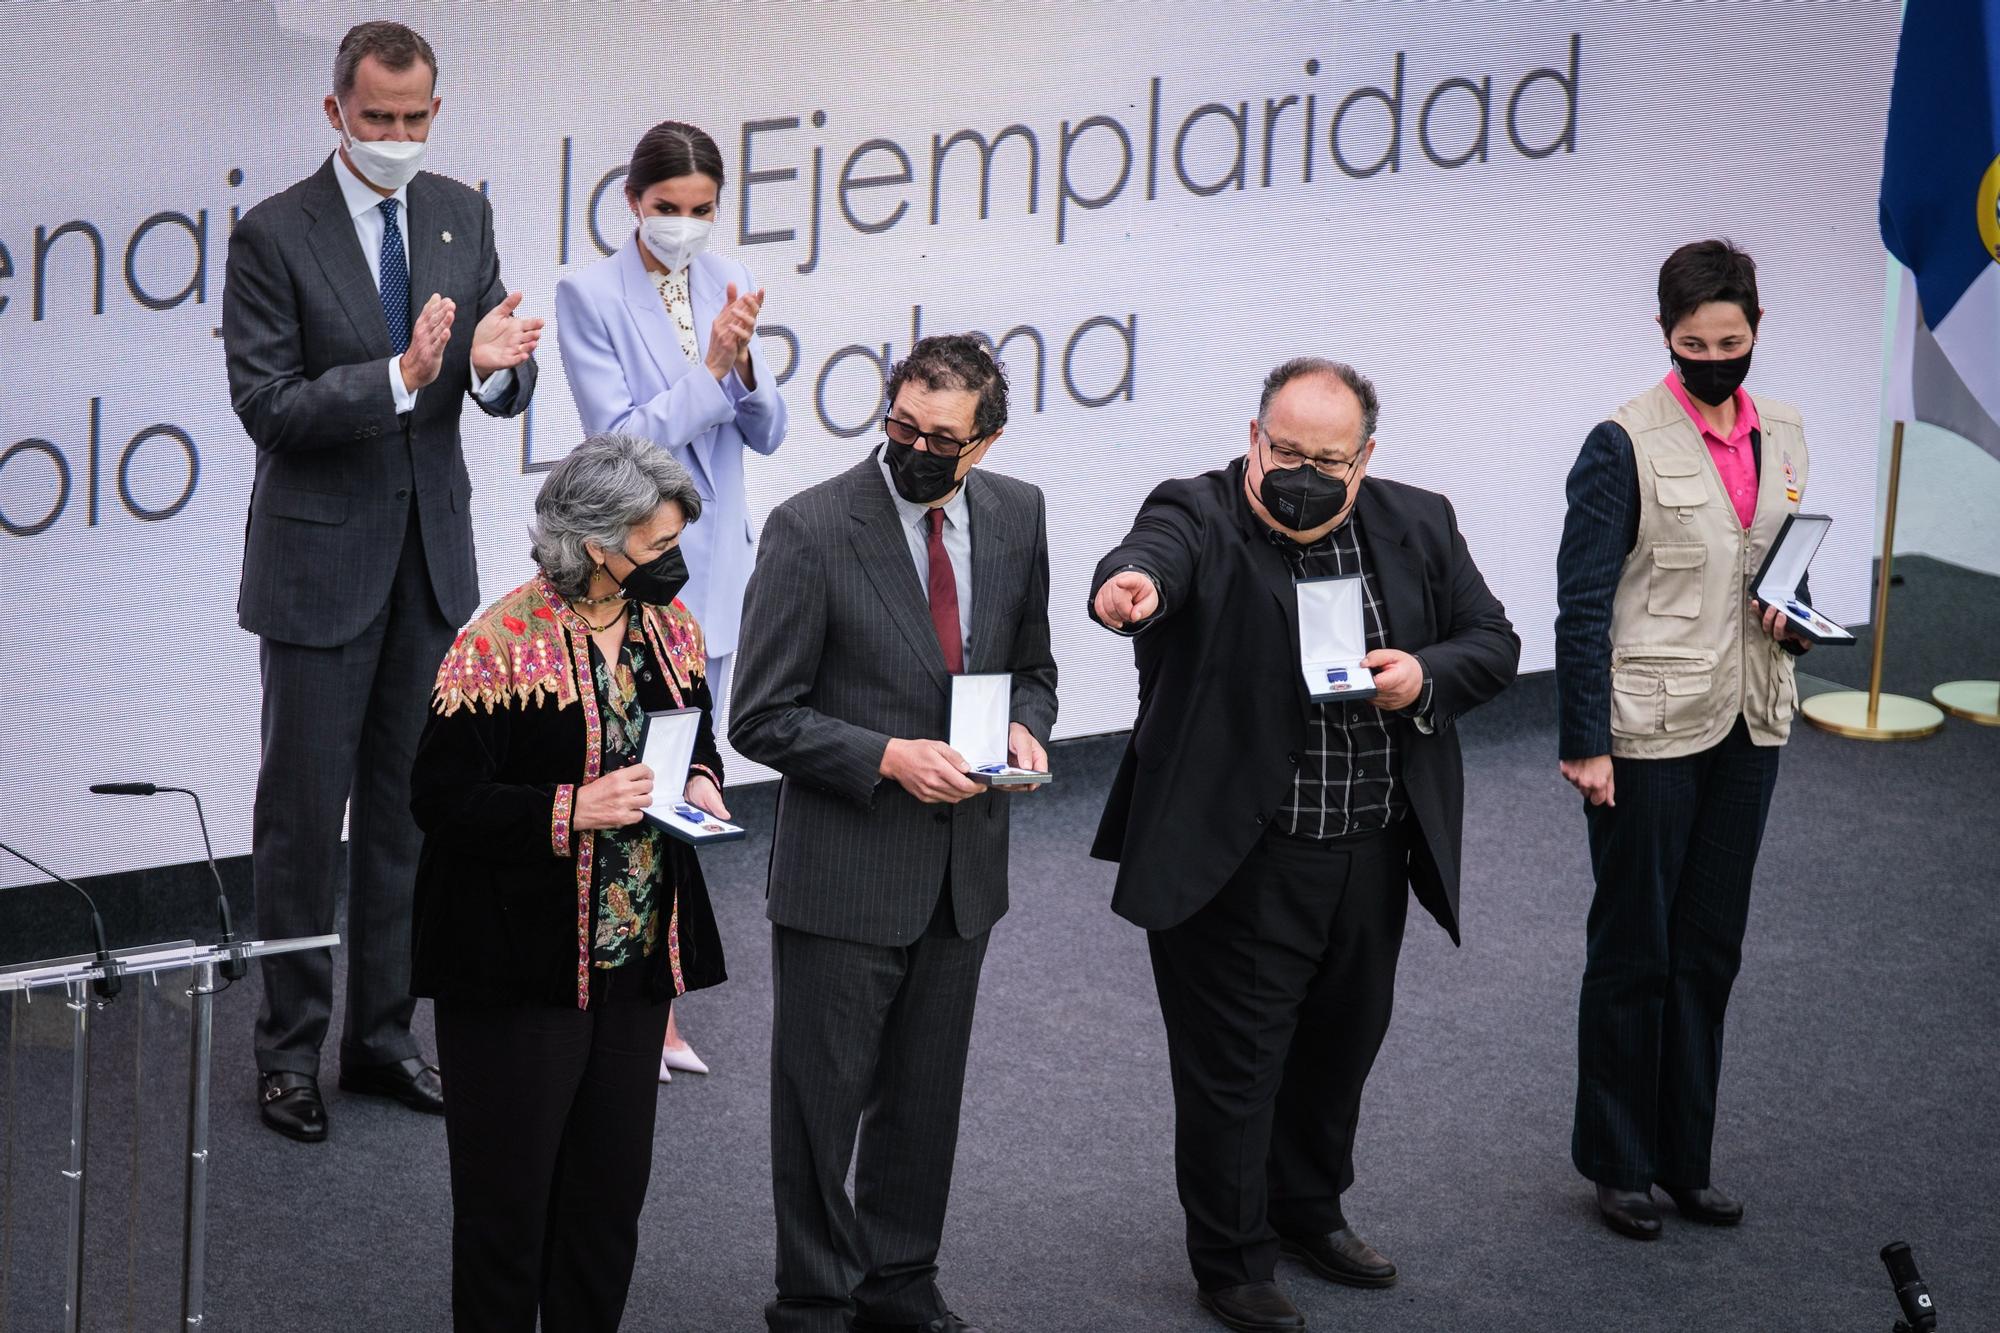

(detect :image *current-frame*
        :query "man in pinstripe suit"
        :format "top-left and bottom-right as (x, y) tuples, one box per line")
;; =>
(223, 21), (539, 1143)
(732, 335), (1058, 1333)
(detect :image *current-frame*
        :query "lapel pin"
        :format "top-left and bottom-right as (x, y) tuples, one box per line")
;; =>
(441, 230), (453, 243)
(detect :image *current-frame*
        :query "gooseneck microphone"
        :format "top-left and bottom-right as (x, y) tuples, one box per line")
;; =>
(1881, 1241), (1938, 1331)
(0, 839), (123, 999)
(88, 782), (247, 980)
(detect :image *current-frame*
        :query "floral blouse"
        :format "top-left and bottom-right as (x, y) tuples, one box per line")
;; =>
(587, 615), (669, 969)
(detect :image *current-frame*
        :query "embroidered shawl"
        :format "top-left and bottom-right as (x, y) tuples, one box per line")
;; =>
(430, 575), (707, 1007)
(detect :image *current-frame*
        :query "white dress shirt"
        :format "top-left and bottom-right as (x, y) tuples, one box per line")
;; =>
(330, 151), (512, 412)
(876, 446), (973, 664)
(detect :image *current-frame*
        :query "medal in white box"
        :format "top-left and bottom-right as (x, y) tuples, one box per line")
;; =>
(1750, 514), (1854, 646)
(949, 673), (1050, 787)
(638, 707), (747, 844)
(1296, 574), (1378, 702)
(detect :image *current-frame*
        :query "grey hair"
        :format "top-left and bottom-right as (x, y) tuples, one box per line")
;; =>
(1257, 357), (1380, 442)
(529, 433), (702, 597)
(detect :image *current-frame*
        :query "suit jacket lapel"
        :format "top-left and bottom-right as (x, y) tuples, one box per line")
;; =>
(847, 458), (951, 693)
(1356, 485), (1425, 648)
(303, 160), (392, 360)
(686, 257), (729, 484)
(1230, 459), (1303, 642)
(1225, 464), (1311, 714)
(404, 174), (441, 307)
(618, 237), (717, 494)
(618, 235), (695, 384)
(966, 476), (1011, 673)
(689, 255), (725, 349)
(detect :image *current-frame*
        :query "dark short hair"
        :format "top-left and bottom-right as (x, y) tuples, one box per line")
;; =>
(885, 335), (1010, 441)
(1658, 239), (1760, 336)
(627, 121), (726, 198)
(333, 21), (437, 97)
(1258, 357), (1380, 442)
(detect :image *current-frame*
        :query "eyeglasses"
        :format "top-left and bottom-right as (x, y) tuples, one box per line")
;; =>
(885, 414), (985, 460)
(1266, 440), (1360, 480)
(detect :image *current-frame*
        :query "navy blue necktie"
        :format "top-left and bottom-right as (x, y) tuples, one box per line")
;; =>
(377, 198), (410, 355)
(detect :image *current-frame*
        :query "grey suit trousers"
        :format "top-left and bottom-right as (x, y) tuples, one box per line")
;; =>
(252, 509), (452, 1075)
(767, 889), (989, 1333)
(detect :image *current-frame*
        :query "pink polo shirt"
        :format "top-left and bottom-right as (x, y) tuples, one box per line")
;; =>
(1665, 372), (1760, 529)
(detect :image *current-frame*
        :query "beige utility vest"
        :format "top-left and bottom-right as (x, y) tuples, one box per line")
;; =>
(1606, 380), (1809, 760)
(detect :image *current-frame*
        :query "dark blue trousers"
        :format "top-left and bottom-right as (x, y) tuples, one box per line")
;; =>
(1572, 716), (1782, 1192)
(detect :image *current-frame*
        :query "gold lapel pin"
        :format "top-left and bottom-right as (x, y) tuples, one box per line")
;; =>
(441, 230), (453, 243)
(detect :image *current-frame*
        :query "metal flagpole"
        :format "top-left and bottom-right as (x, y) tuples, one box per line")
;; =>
(1802, 421), (1946, 739)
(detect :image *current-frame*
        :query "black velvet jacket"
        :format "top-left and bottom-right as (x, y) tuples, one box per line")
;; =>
(409, 578), (727, 1007)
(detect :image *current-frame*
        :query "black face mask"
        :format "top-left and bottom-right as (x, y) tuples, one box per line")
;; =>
(884, 437), (966, 506)
(613, 544), (689, 606)
(1671, 347), (1753, 408)
(1257, 437), (1350, 532)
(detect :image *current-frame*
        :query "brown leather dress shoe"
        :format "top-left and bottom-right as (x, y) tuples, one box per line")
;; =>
(1195, 1281), (1305, 1332)
(1595, 1184), (1663, 1240)
(1661, 1184), (1744, 1226)
(1279, 1225), (1398, 1288)
(258, 1072), (328, 1143)
(337, 1056), (445, 1115)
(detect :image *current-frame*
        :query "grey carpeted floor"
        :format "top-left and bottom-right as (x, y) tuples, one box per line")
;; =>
(3, 556), (1996, 1331)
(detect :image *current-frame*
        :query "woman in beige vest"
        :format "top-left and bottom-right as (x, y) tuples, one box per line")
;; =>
(1553, 240), (1815, 1242)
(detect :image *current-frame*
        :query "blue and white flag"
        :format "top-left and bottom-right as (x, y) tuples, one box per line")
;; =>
(1882, 0), (2000, 459)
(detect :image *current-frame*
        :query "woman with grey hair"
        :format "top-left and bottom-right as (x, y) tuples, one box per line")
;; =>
(408, 431), (731, 1330)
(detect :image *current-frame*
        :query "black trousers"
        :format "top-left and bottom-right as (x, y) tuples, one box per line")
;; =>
(253, 510), (451, 1076)
(1148, 823), (1410, 1290)
(767, 889), (989, 1333)
(435, 966), (674, 1333)
(1572, 717), (1782, 1192)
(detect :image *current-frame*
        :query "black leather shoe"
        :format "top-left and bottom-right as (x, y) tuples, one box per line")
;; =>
(337, 1057), (445, 1115)
(1195, 1281), (1305, 1332)
(1279, 1225), (1398, 1288)
(1595, 1184), (1663, 1240)
(850, 1314), (983, 1333)
(1661, 1184), (1743, 1226)
(259, 1072), (327, 1143)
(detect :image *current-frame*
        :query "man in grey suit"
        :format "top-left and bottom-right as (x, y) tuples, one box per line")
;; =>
(732, 334), (1058, 1333)
(222, 20), (540, 1142)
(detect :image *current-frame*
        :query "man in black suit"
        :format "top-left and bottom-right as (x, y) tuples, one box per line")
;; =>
(732, 335), (1058, 1333)
(1089, 358), (1517, 1332)
(222, 20), (539, 1142)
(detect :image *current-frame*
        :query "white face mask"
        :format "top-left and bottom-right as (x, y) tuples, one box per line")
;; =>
(335, 99), (428, 192)
(637, 215), (713, 272)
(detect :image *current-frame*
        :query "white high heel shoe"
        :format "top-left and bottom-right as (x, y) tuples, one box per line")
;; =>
(661, 1042), (709, 1076)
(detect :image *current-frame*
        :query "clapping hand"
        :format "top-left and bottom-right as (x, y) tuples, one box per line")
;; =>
(704, 283), (765, 383)
(398, 293), (455, 391)
(471, 291), (543, 377)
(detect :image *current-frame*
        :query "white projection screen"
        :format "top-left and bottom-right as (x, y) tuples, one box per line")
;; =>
(0, 2), (1899, 884)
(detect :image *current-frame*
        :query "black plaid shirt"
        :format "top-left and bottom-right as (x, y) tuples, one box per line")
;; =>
(1272, 513), (1413, 839)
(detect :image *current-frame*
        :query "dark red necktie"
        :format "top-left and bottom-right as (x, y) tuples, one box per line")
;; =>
(926, 508), (963, 673)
